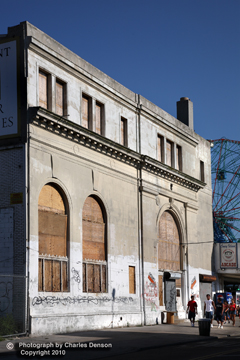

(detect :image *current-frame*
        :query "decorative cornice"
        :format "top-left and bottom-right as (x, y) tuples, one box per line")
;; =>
(29, 107), (205, 193)
(29, 107), (141, 169)
(142, 156), (205, 192)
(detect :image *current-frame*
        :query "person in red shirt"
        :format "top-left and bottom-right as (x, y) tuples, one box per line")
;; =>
(187, 295), (198, 327)
(229, 299), (236, 326)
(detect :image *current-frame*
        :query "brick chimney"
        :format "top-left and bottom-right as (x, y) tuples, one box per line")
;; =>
(177, 97), (194, 130)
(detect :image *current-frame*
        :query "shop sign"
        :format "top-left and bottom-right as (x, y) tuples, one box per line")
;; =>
(220, 244), (237, 268)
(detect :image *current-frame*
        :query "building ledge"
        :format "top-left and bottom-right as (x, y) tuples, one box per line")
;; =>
(29, 107), (206, 193)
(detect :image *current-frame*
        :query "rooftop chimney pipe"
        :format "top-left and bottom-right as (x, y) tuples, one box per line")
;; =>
(177, 97), (194, 130)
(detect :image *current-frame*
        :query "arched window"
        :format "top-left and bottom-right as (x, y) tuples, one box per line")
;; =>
(82, 196), (106, 293)
(38, 184), (68, 292)
(158, 211), (181, 306)
(158, 211), (181, 271)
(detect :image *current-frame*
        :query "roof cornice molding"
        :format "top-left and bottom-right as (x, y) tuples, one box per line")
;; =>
(30, 107), (141, 169)
(141, 156), (205, 192)
(29, 107), (205, 192)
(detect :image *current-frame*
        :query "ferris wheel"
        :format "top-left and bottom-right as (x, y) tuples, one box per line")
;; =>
(210, 138), (240, 243)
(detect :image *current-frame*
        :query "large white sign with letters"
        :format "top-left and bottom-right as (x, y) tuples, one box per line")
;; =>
(0, 39), (18, 137)
(220, 243), (237, 268)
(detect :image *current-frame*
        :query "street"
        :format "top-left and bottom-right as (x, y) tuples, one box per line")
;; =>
(102, 338), (240, 360)
(1, 319), (240, 360)
(2, 337), (240, 360)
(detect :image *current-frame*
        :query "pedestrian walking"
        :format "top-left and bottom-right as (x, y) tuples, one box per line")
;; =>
(229, 299), (236, 326)
(187, 295), (198, 327)
(223, 300), (230, 324)
(215, 297), (224, 329)
(204, 294), (216, 328)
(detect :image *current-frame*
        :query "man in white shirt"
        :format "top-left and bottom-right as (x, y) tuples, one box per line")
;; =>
(204, 294), (216, 327)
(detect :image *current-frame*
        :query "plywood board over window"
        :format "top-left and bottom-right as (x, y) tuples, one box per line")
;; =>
(39, 71), (48, 109)
(38, 184), (68, 292)
(158, 275), (163, 306)
(82, 196), (107, 293)
(38, 211), (67, 256)
(82, 196), (105, 261)
(82, 96), (89, 129)
(129, 266), (135, 294)
(166, 140), (173, 167)
(120, 117), (127, 147)
(56, 80), (65, 116)
(158, 211), (180, 272)
(157, 135), (164, 162)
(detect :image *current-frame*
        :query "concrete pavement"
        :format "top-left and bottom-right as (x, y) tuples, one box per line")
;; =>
(1, 317), (239, 359)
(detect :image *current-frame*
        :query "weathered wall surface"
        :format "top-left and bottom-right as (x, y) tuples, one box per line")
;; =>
(28, 125), (141, 334)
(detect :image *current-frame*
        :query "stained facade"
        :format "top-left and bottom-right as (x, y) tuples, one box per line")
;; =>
(0, 22), (214, 335)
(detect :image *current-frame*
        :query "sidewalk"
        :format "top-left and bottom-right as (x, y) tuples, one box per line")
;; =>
(1, 317), (239, 359)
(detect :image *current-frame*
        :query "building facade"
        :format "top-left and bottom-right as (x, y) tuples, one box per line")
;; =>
(0, 22), (213, 335)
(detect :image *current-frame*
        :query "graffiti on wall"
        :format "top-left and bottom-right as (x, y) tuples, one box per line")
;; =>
(71, 267), (81, 290)
(190, 274), (200, 312)
(144, 273), (158, 311)
(71, 267), (81, 284)
(32, 295), (134, 307)
(191, 276), (196, 291)
(191, 275), (199, 299)
(148, 272), (156, 286)
(168, 286), (176, 311)
(0, 281), (13, 312)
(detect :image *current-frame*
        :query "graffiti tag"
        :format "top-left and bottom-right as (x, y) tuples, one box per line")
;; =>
(144, 273), (158, 311)
(0, 281), (13, 312)
(168, 286), (176, 311)
(191, 276), (197, 290)
(32, 295), (134, 307)
(148, 272), (156, 286)
(71, 267), (81, 283)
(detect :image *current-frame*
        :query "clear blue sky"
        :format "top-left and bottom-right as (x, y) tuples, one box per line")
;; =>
(1, 0), (239, 141)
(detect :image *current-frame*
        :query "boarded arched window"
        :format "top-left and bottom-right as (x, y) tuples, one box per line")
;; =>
(158, 211), (180, 271)
(38, 184), (68, 292)
(82, 196), (106, 293)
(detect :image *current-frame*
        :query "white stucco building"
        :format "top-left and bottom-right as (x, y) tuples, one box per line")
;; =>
(0, 21), (214, 335)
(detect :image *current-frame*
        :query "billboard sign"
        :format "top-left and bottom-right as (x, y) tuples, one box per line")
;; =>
(0, 38), (20, 138)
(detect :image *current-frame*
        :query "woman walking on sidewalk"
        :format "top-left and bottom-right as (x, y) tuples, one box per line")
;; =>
(229, 299), (236, 326)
